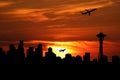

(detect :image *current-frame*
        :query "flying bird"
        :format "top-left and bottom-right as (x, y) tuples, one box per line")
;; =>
(59, 49), (66, 52)
(81, 8), (97, 16)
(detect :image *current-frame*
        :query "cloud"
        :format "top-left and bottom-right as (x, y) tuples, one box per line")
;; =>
(0, 1), (23, 8)
(55, 0), (113, 14)
(0, 0), (120, 42)
(47, 24), (66, 28)
(0, 8), (50, 22)
(0, 0), (114, 23)
(111, 0), (120, 4)
(0, 1), (14, 7)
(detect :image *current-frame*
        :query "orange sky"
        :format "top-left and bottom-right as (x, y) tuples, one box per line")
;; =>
(0, 0), (120, 61)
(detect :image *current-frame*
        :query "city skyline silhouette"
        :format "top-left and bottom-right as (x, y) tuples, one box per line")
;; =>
(0, 32), (119, 64)
(0, 0), (120, 65)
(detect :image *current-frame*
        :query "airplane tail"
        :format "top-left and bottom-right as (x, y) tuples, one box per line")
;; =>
(88, 12), (91, 16)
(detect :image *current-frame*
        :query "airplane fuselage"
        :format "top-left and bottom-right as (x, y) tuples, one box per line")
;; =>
(59, 49), (66, 52)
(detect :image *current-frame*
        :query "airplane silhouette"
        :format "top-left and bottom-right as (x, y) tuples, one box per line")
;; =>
(59, 49), (66, 52)
(81, 8), (97, 16)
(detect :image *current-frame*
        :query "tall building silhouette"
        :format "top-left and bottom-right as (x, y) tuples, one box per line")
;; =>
(45, 47), (56, 64)
(0, 48), (6, 64)
(7, 44), (16, 57)
(96, 32), (106, 61)
(27, 47), (34, 59)
(17, 40), (25, 58)
(35, 44), (43, 58)
(45, 47), (56, 58)
(83, 52), (90, 63)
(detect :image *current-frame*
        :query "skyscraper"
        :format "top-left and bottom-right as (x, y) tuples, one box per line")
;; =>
(96, 32), (106, 61)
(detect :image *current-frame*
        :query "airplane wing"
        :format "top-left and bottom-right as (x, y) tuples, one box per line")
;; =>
(90, 8), (97, 12)
(81, 11), (87, 14)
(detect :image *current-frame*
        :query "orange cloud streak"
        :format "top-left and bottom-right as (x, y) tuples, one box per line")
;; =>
(0, 1), (14, 7)
(0, 0), (114, 23)
(55, 0), (113, 14)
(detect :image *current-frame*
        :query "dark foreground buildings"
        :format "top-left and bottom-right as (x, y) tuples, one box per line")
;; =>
(0, 40), (119, 65)
(0, 32), (119, 65)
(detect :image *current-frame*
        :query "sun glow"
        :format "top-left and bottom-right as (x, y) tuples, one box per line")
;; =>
(46, 42), (76, 58)
(44, 41), (99, 59)
(50, 46), (74, 58)
(23, 40), (99, 60)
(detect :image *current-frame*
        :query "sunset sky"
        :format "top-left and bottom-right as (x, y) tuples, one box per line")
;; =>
(0, 0), (120, 61)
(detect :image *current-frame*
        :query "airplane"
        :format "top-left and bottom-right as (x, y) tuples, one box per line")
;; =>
(81, 8), (97, 16)
(59, 49), (66, 52)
